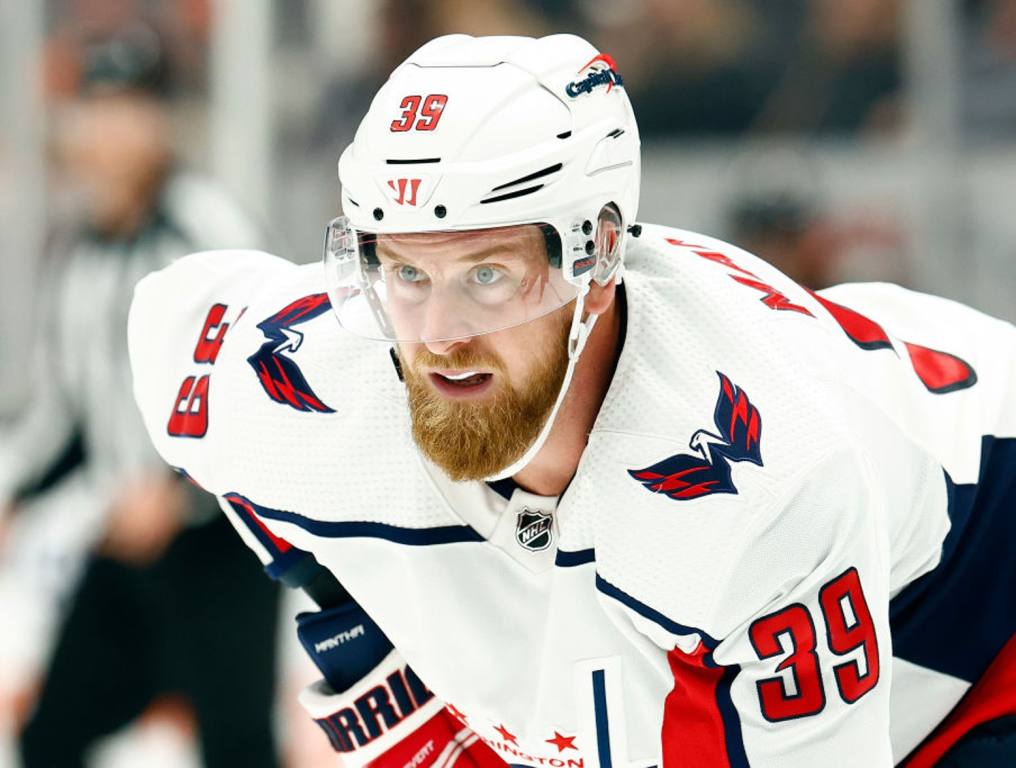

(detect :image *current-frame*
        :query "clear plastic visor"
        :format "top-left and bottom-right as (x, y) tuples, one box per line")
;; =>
(323, 217), (582, 343)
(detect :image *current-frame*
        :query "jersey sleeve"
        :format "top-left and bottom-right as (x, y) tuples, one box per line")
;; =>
(128, 248), (291, 495)
(660, 447), (894, 768)
(128, 248), (327, 588)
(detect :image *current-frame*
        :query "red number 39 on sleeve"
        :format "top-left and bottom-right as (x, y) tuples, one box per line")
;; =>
(167, 303), (234, 438)
(749, 567), (880, 722)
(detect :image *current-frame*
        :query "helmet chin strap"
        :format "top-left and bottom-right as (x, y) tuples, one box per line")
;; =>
(484, 288), (597, 483)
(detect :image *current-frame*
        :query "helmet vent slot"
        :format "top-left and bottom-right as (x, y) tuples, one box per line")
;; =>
(480, 184), (545, 204)
(489, 163), (563, 192)
(385, 157), (441, 164)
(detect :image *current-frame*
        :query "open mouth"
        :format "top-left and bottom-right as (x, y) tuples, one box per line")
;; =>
(429, 370), (495, 397)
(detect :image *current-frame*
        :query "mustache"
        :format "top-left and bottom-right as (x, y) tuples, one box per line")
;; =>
(408, 345), (506, 374)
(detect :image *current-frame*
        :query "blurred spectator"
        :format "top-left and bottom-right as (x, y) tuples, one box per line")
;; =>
(566, 0), (902, 138)
(963, 0), (1016, 139)
(306, 0), (904, 145)
(725, 148), (839, 287)
(44, 0), (213, 99)
(724, 148), (908, 289)
(605, 0), (775, 137)
(0, 27), (280, 768)
(752, 0), (904, 135)
(728, 190), (839, 288)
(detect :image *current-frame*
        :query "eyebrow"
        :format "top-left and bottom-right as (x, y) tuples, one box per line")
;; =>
(377, 242), (527, 264)
(457, 245), (520, 263)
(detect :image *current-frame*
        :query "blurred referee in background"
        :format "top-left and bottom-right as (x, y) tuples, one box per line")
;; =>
(0, 26), (280, 768)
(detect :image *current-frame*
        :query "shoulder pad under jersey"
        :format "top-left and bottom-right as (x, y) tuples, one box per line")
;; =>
(129, 249), (296, 492)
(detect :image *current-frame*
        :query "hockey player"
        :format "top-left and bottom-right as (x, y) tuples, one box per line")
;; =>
(128, 35), (1016, 767)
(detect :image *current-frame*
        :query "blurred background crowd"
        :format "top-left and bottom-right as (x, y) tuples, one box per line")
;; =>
(0, 1), (1014, 766)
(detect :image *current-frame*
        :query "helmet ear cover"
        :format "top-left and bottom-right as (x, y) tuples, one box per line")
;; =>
(591, 203), (623, 286)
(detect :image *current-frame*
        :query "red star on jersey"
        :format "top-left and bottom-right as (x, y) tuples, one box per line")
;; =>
(493, 724), (518, 744)
(546, 732), (578, 752)
(445, 703), (468, 723)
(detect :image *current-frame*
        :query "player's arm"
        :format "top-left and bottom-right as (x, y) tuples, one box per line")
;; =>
(661, 447), (893, 767)
(216, 493), (504, 767)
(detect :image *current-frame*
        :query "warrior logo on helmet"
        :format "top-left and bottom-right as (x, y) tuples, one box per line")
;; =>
(628, 372), (763, 501)
(565, 53), (624, 98)
(247, 294), (335, 413)
(387, 177), (422, 206)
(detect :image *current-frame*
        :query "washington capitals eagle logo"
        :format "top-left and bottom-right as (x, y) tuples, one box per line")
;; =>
(628, 372), (763, 501)
(247, 293), (335, 413)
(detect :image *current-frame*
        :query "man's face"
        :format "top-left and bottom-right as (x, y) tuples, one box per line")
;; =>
(381, 227), (573, 481)
(56, 93), (169, 234)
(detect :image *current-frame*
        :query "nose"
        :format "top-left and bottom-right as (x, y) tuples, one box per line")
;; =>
(420, 329), (471, 357)
(423, 335), (469, 356)
(418, 287), (475, 351)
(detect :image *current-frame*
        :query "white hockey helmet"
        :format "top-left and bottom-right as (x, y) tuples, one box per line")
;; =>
(323, 34), (641, 480)
(324, 34), (641, 344)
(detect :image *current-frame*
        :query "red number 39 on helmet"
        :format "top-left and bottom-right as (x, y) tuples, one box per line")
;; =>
(390, 94), (448, 132)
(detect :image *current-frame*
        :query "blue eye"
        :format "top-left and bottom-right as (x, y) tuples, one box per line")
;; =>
(473, 265), (502, 285)
(397, 264), (424, 282)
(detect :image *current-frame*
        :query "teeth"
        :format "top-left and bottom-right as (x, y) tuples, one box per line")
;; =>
(444, 371), (480, 381)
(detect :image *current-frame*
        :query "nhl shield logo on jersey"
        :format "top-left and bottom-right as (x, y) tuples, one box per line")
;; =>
(246, 293), (336, 413)
(629, 371), (763, 501)
(516, 509), (554, 551)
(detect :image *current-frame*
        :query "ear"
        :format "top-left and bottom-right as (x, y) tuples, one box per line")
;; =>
(585, 278), (617, 316)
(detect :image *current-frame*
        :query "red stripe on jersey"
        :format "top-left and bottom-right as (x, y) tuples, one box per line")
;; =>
(248, 511), (293, 554)
(904, 633), (1016, 767)
(903, 342), (978, 394)
(808, 291), (893, 350)
(226, 495), (294, 553)
(663, 641), (736, 767)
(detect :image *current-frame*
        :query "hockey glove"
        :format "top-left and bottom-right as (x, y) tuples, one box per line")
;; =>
(296, 602), (504, 767)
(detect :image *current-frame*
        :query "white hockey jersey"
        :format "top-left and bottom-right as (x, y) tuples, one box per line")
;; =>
(128, 224), (1016, 767)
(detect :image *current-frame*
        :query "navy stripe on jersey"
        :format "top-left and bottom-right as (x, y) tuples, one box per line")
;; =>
(223, 493), (316, 582)
(711, 656), (750, 767)
(555, 548), (595, 567)
(486, 477), (518, 500)
(592, 669), (614, 768)
(225, 492), (484, 546)
(890, 435), (1016, 683)
(595, 574), (720, 648)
